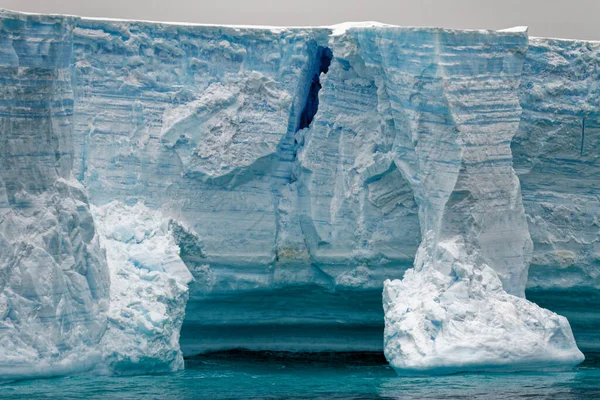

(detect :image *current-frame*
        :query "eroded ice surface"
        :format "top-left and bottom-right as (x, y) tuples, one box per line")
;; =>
(513, 37), (600, 352)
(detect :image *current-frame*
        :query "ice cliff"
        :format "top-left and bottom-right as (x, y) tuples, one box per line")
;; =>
(0, 9), (597, 379)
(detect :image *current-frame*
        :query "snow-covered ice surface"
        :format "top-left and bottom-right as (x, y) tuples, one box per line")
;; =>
(0, 8), (597, 379)
(92, 202), (193, 374)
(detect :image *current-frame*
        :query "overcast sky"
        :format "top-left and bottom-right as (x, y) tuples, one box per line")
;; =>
(1, 0), (598, 40)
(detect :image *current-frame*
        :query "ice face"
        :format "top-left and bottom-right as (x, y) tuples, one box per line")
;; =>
(0, 8), (596, 379)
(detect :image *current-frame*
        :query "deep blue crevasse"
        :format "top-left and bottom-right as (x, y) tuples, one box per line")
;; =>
(299, 46), (333, 130)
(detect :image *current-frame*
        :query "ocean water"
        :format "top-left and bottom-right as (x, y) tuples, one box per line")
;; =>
(2, 351), (599, 399)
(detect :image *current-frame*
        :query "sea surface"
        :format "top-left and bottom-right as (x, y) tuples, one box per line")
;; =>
(2, 351), (599, 399)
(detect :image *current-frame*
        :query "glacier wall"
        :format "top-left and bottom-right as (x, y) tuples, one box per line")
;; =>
(0, 9), (598, 378)
(328, 26), (533, 296)
(67, 16), (342, 354)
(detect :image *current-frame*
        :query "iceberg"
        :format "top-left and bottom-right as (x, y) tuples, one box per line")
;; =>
(0, 8), (596, 379)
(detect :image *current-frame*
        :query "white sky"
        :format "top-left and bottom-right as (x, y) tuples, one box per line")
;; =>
(1, 0), (598, 41)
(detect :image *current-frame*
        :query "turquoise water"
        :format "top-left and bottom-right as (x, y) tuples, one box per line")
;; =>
(2, 352), (599, 399)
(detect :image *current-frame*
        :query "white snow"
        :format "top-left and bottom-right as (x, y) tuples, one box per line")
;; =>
(330, 22), (390, 36)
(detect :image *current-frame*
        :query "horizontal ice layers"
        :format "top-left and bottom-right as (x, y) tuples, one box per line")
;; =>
(513, 37), (600, 353)
(0, 8), (598, 378)
(0, 11), (197, 380)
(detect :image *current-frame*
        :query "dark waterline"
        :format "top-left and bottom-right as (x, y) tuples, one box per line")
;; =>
(2, 352), (600, 399)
